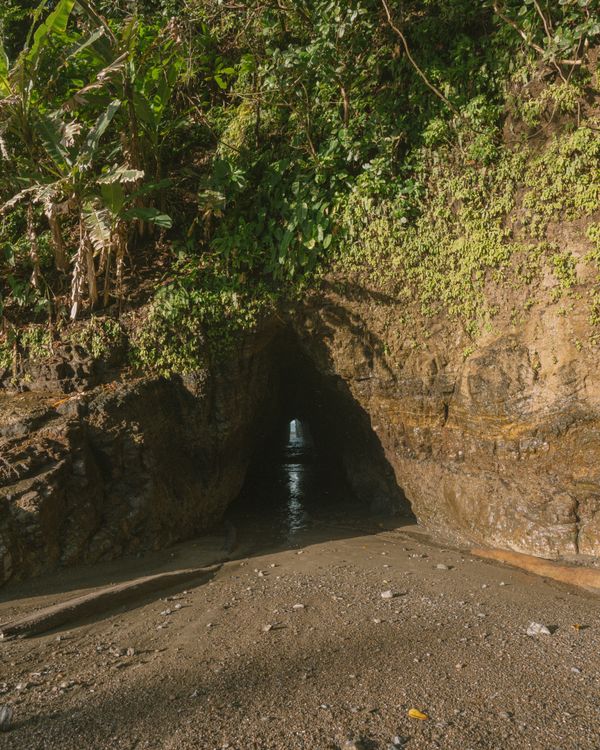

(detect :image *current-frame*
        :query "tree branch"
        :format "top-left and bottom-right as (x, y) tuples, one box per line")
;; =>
(380, 0), (459, 115)
(492, 1), (583, 67)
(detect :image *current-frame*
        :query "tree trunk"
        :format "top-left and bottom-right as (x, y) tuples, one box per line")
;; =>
(85, 236), (98, 308)
(46, 208), (69, 273)
(27, 203), (41, 289)
(103, 248), (112, 308)
(70, 220), (87, 320)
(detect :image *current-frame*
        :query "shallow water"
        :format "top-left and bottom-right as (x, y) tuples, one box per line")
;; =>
(225, 420), (370, 549)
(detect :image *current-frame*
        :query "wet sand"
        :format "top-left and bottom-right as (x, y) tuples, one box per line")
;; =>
(1, 520), (599, 750)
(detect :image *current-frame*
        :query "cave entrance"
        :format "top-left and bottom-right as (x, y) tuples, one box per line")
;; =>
(224, 331), (413, 550)
(225, 410), (365, 548)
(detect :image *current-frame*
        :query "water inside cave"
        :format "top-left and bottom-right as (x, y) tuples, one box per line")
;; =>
(224, 333), (413, 550)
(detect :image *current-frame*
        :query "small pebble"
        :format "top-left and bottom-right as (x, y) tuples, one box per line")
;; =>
(0, 705), (14, 732)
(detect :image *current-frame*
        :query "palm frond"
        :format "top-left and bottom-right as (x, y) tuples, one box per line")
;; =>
(97, 165), (145, 184)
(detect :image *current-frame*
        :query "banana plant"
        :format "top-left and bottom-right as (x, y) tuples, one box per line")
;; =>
(0, 0), (77, 273)
(0, 0), (176, 318)
(1, 98), (123, 315)
(86, 164), (171, 309)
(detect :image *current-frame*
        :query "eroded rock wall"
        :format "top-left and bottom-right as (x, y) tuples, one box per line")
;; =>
(0, 329), (278, 585)
(3, 268), (600, 583)
(290, 275), (600, 560)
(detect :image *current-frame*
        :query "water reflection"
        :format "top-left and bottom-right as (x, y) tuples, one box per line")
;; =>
(283, 419), (311, 537)
(225, 418), (364, 548)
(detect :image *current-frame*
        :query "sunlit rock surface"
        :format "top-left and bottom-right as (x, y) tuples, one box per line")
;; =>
(2, 272), (600, 584)
(290, 279), (600, 560)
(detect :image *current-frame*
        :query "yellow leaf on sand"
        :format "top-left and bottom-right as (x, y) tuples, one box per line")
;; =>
(408, 708), (428, 721)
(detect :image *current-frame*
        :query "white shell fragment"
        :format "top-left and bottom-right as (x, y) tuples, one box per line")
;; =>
(527, 622), (551, 636)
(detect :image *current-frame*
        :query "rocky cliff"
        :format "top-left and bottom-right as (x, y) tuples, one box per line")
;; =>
(290, 258), (600, 561)
(2, 267), (600, 586)
(3, 140), (600, 583)
(0, 328), (278, 585)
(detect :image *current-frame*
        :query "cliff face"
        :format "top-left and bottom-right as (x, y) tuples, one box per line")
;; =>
(2, 275), (600, 586)
(290, 262), (600, 560)
(3, 234), (600, 584)
(0, 330), (278, 585)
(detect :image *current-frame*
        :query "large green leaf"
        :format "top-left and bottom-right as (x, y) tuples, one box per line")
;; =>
(124, 207), (172, 228)
(129, 178), (172, 201)
(100, 181), (125, 214)
(97, 166), (145, 184)
(79, 99), (121, 164)
(0, 40), (9, 96)
(24, 0), (52, 51)
(37, 113), (72, 171)
(133, 91), (156, 130)
(63, 28), (106, 64)
(83, 203), (111, 253)
(27, 0), (76, 68)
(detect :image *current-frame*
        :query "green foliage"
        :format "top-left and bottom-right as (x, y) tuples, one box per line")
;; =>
(485, 0), (600, 67)
(337, 139), (524, 325)
(67, 316), (124, 359)
(522, 127), (600, 238)
(551, 249), (578, 294)
(0, 333), (13, 372)
(1, 0), (599, 372)
(335, 120), (599, 331)
(0, 323), (52, 372)
(585, 224), (600, 328)
(131, 264), (276, 376)
(513, 80), (584, 128)
(19, 324), (53, 362)
(0, 0), (185, 318)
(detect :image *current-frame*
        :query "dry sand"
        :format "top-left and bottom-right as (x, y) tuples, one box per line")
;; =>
(1, 520), (599, 750)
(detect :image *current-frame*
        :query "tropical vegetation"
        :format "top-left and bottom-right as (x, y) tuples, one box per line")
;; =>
(1, 0), (599, 374)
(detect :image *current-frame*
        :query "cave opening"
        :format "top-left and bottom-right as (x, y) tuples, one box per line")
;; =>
(224, 330), (413, 548)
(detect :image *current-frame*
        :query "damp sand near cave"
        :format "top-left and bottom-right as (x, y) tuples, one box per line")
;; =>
(1, 515), (599, 750)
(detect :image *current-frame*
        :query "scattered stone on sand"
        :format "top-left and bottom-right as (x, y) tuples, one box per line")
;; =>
(3, 526), (600, 749)
(0, 705), (13, 732)
(344, 738), (367, 750)
(527, 622), (552, 636)
(436, 564), (450, 570)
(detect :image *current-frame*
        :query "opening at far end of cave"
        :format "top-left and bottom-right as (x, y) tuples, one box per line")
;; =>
(224, 334), (414, 550)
